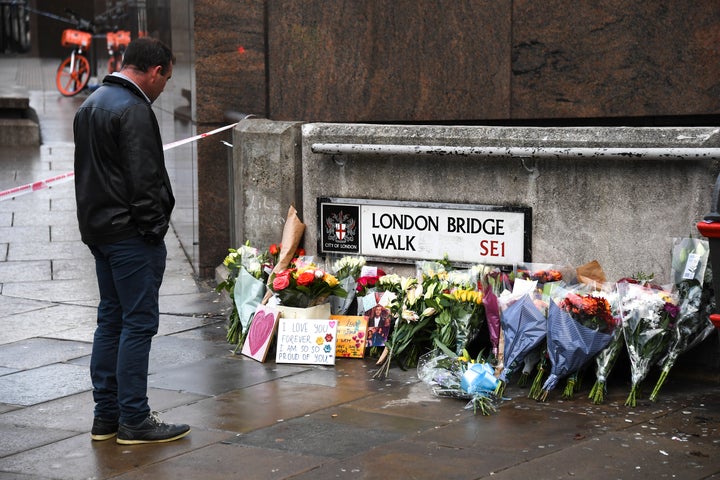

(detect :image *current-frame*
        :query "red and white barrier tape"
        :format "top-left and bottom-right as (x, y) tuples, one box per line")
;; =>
(161, 122), (237, 151)
(0, 172), (75, 201)
(0, 122), (238, 202)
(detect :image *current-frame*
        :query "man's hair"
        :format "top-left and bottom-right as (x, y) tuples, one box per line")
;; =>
(121, 37), (175, 74)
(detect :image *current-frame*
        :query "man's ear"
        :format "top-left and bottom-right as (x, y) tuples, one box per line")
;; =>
(151, 65), (164, 78)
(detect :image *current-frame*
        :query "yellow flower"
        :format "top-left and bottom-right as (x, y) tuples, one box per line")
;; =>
(223, 251), (239, 267)
(323, 273), (339, 287)
(316, 336), (324, 345)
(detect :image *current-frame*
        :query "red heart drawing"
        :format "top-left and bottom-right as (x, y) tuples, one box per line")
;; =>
(248, 310), (276, 356)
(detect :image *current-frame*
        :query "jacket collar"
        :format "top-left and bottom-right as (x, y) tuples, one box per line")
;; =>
(102, 74), (151, 104)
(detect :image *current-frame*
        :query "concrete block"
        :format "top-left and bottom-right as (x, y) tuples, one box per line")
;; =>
(0, 118), (40, 146)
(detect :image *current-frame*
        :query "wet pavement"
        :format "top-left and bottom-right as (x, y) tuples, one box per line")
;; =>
(1, 56), (720, 480)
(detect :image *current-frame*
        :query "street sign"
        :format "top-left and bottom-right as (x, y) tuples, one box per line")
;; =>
(318, 197), (531, 265)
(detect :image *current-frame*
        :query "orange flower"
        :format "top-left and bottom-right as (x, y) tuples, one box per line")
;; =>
(296, 269), (316, 286)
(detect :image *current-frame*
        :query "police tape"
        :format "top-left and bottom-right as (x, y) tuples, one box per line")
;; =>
(0, 122), (238, 202)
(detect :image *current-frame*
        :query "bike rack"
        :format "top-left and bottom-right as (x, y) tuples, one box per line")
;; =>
(697, 170), (720, 329)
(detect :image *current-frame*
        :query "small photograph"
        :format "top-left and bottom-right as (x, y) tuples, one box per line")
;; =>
(364, 303), (391, 347)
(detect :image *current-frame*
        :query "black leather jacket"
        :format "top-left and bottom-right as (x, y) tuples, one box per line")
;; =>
(73, 75), (175, 246)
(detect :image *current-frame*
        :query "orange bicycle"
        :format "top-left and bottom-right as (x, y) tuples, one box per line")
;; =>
(53, 8), (131, 96)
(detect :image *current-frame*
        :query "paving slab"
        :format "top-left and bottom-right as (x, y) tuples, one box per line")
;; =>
(111, 443), (327, 480)
(6, 239), (90, 262)
(0, 294), (54, 318)
(48, 225), (82, 242)
(147, 355), (309, 396)
(0, 260), (51, 282)
(0, 303), (96, 345)
(0, 423), (78, 458)
(1, 277), (99, 303)
(0, 428), (229, 479)
(0, 388), (209, 433)
(0, 338), (92, 370)
(0, 363), (90, 406)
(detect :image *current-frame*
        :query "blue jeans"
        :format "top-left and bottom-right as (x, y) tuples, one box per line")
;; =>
(88, 236), (166, 425)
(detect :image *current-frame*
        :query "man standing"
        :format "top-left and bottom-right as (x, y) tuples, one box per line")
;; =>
(74, 37), (190, 445)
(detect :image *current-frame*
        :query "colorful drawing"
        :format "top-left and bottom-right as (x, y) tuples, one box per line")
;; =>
(241, 305), (280, 362)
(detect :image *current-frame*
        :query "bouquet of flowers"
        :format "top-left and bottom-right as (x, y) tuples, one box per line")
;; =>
(423, 263), (484, 357)
(538, 290), (615, 402)
(513, 263), (571, 385)
(417, 350), (499, 415)
(619, 282), (678, 407)
(373, 274), (437, 378)
(586, 298), (623, 403)
(649, 238), (713, 401)
(261, 205), (306, 305)
(329, 255), (366, 314)
(476, 265), (513, 361)
(355, 265), (387, 314)
(515, 263), (572, 285)
(269, 263), (347, 308)
(216, 242), (271, 351)
(494, 292), (547, 397)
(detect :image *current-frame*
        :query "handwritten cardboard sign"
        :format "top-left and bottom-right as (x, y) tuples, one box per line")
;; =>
(331, 315), (368, 358)
(275, 318), (338, 365)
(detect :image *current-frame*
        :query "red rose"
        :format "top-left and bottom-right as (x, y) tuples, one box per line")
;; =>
(296, 270), (316, 286)
(269, 243), (279, 256)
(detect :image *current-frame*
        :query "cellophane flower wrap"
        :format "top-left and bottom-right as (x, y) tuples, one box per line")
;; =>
(583, 284), (623, 404)
(513, 263), (572, 390)
(269, 261), (347, 308)
(373, 273), (436, 378)
(422, 262), (484, 357)
(619, 282), (678, 407)
(329, 255), (366, 314)
(585, 284), (624, 404)
(477, 265), (513, 360)
(538, 288), (615, 402)
(355, 265), (386, 314)
(216, 242), (271, 351)
(494, 289), (547, 397)
(261, 205), (306, 305)
(649, 238), (714, 401)
(417, 350), (499, 415)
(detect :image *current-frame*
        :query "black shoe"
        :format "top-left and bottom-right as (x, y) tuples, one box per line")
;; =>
(91, 417), (119, 441)
(116, 412), (190, 445)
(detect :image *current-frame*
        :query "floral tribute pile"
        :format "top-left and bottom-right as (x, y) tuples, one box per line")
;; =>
(218, 221), (716, 415)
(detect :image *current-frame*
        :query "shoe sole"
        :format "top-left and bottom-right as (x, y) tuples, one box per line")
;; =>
(91, 432), (117, 441)
(116, 428), (191, 445)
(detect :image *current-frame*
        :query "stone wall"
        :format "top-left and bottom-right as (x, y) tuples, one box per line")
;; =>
(196, 0), (720, 277)
(230, 119), (720, 374)
(234, 121), (720, 284)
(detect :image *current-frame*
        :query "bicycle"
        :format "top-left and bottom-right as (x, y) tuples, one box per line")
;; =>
(52, 7), (131, 96)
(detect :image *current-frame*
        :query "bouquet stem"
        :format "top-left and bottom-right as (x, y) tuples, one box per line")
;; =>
(538, 389), (550, 402)
(588, 380), (606, 405)
(649, 367), (670, 402)
(517, 372), (530, 388)
(373, 347), (392, 379)
(471, 395), (498, 416)
(561, 375), (576, 400)
(625, 383), (639, 407)
(226, 309), (241, 346)
(493, 379), (506, 398)
(528, 366), (546, 400)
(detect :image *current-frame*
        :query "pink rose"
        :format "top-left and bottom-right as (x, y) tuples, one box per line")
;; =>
(273, 273), (291, 290)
